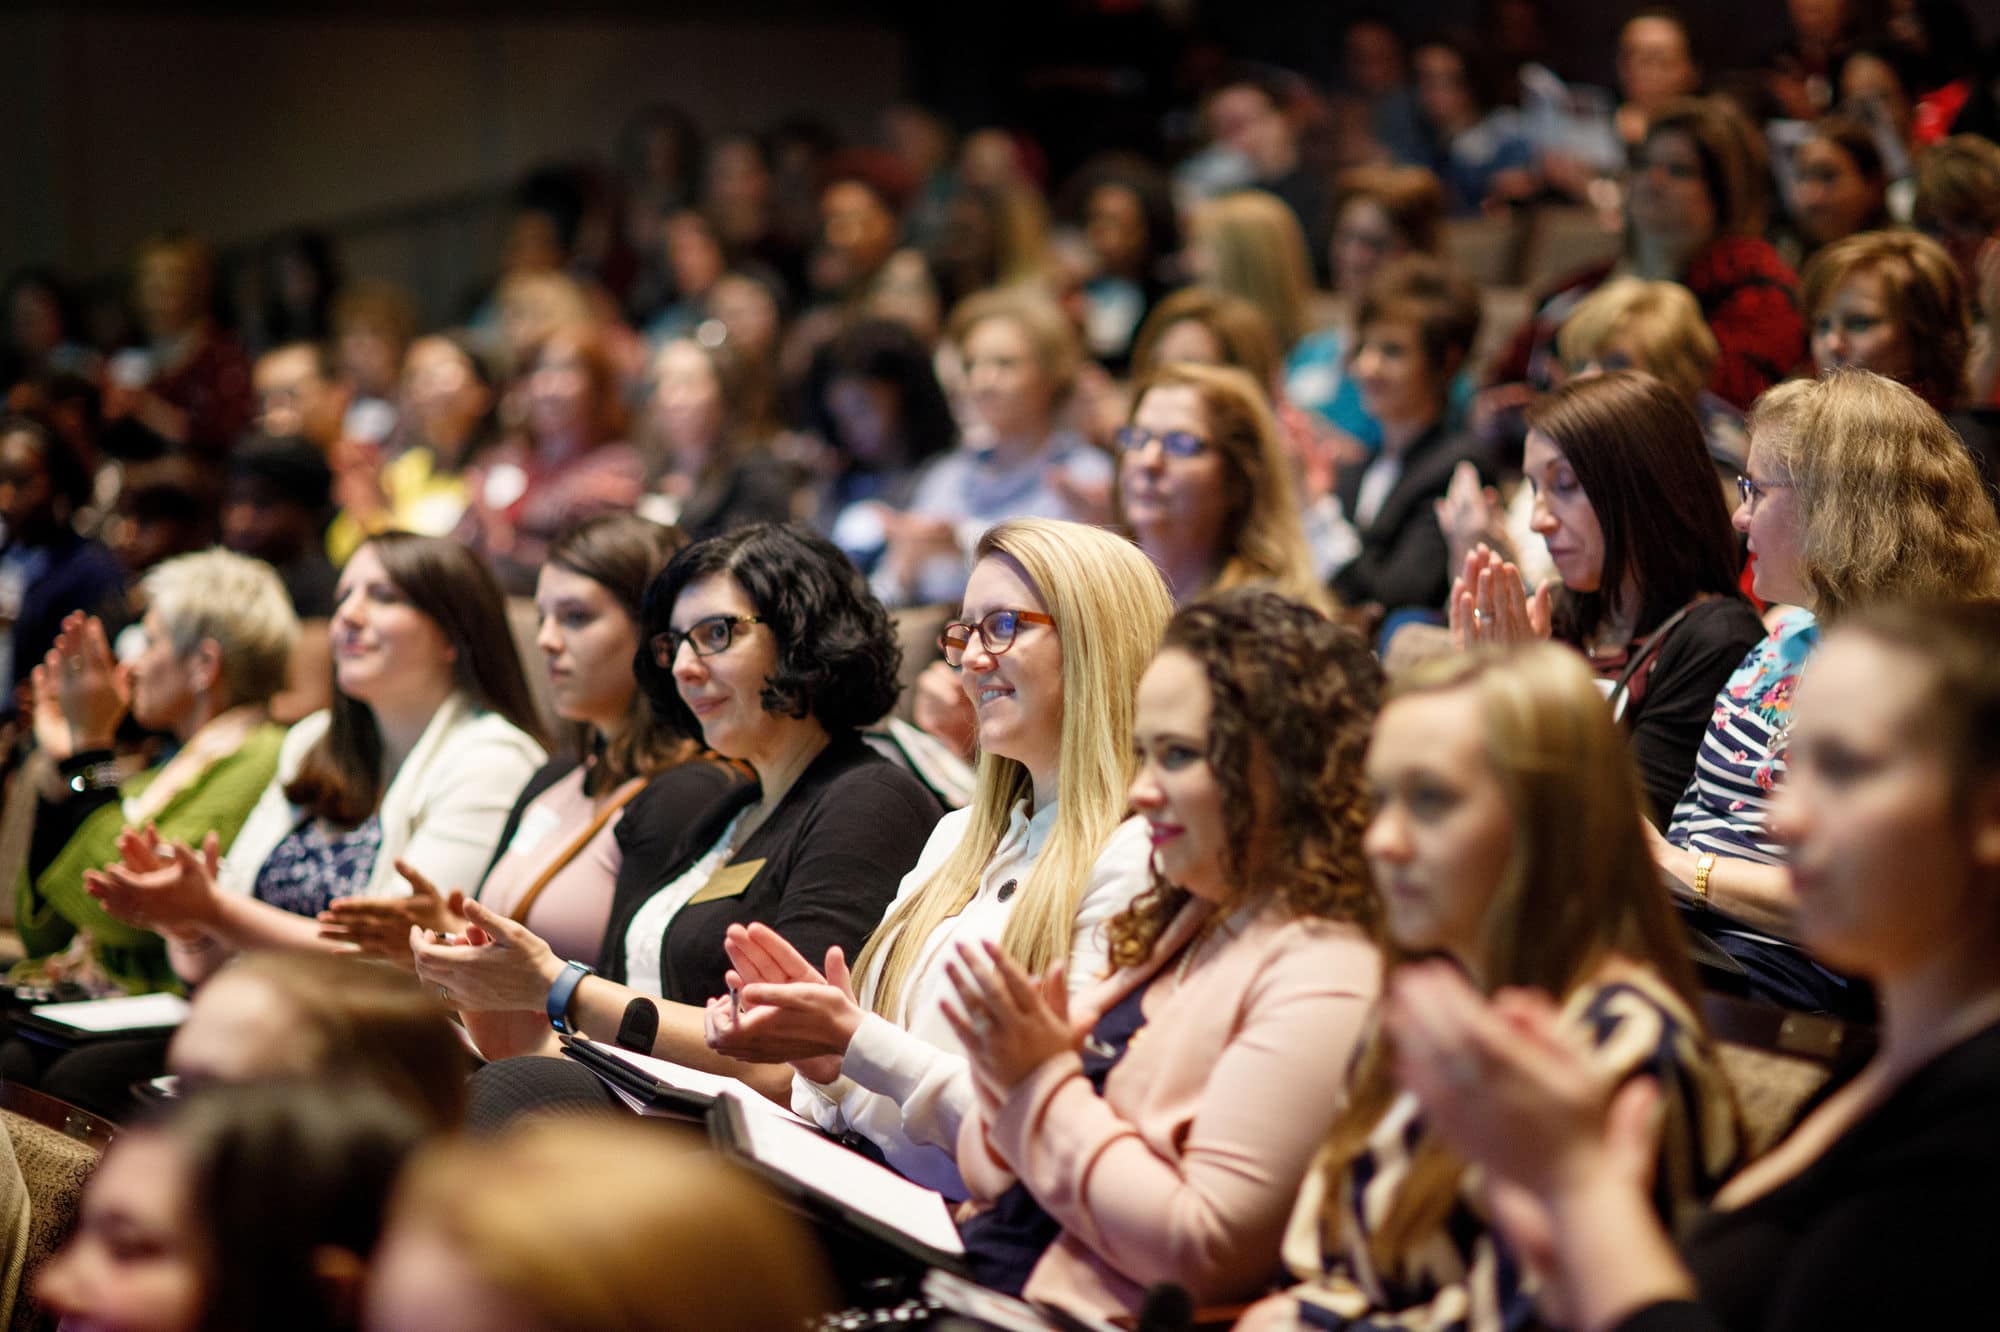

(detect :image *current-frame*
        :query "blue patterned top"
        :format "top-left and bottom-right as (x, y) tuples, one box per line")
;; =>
(252, 814), (383, 918)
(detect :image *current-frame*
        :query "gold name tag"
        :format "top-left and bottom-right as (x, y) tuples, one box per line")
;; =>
(687, 858), (766, 905)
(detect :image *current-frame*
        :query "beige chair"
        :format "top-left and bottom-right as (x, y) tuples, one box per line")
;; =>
(1701, 992), (1867, 1156)
(0, 1083), (115, 1332)
(1521, 206), (1625, 291)
(1443, 213), (1532, 287)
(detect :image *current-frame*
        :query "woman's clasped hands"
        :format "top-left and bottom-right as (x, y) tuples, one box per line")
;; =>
(1448, 544), (1554, 651)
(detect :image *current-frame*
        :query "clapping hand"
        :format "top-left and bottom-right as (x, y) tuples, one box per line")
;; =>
(703, 923), (857, 1083)
(32, 612), (130, 760)
(84, 825), (221, 934)
(941, 940), (1076, 1104)
(317, 859), (468, 968)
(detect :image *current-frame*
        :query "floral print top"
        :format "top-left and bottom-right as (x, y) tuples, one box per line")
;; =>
(1667, 608), (1820, 863)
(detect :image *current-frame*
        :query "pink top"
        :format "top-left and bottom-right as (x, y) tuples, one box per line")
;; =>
(475, 766), (633, 965)
(956, 901), (1380, 1322)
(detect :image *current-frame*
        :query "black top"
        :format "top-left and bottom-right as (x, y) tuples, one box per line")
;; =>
(1624, 597), (1767, 828)
(1331, 424), (1493, 615)
(598, 732), (942, 1004)
(1613, 1019), (2000, 1332)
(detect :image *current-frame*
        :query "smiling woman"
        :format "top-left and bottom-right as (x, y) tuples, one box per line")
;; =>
(444, 523), (942, 1118)
(702, 517), (1169, 1199)
(947, 590), (1381, 1321)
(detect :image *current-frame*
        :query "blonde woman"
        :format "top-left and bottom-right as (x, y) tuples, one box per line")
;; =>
(1188, 191), (1316, 354)
(1115, 362), (1330, 612)
(368, 1120), (836, 1332)
(1239, 644), (1740, 1332)
(1652, 369), (2000, 1015)
(878, 289), (1106, 607)
(706, 518), (1171, 1200)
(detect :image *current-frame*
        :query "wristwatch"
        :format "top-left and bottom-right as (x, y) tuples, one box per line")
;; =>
(61, 750), (121, 796)
(1692, 852), (1717, 901)
(546, 960), (596, 1034)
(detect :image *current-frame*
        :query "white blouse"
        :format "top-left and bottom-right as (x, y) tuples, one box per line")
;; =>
(793, 799), (1152, 1199)
(622, 809), (748, 997)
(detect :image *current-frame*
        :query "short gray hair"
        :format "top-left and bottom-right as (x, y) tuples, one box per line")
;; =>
(141, 549), (300, 706)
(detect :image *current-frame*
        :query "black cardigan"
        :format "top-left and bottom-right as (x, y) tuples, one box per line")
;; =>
(598, 732), (942, 1004)
(1623, 596), (1767, 828)
(1330, 423), (1493, 615)
(1614, 1019), (2000, 1332)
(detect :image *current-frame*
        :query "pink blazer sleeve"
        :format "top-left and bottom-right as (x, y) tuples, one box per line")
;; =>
(963, 926), (1376, 1304)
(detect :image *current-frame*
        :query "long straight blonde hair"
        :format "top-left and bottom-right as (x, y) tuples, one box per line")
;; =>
(854, 519), (1174, 1020)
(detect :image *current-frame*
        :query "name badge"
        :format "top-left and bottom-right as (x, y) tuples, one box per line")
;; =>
(507, 805), (563, 858)
(688, 858), (766, 905)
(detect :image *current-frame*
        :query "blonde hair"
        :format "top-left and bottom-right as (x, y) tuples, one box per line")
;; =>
(946, 286), (1082, 406)
(1192, 191), (1315, 349)
(1800, 230), (1971, 410)
(1317, 644), (1698, 1273)
(141, 548), (300, 707)
(1749, 370), (2000, 621)
(386, 1120), (835, 1332)
(1116, 363), (1331, 613)
(855, 519), (1173, 1017)
(1557, 277), (1718, 402)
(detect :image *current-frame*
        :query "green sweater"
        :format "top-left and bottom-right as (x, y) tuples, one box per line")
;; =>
(16, 724), (286, 995)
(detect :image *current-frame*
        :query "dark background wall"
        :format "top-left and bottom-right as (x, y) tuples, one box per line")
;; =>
(5, 1), (1997, 308)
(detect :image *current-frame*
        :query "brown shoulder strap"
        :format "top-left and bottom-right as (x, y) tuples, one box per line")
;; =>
(508, 779), (645, 925)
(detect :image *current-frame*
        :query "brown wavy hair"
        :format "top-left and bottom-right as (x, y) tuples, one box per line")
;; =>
(1749, 369), (2000, 621)
(1104, 589), (1383, 969)
(1128, 286), (1283, 389)
(1801, 230), (1971, 411)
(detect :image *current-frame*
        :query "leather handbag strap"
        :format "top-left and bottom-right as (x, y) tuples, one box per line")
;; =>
(508, 780), (644, 925)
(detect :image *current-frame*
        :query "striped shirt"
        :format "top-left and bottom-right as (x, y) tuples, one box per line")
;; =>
(1667, 609), (1819, 863)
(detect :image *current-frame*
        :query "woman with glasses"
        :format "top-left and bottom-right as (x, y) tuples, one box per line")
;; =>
(1448, 371), (1763, 825)
(703, 518), (1169, 1198)
(1649, 369), (2000, 1016)
(420, 523), (942, 1109)
(1115, 363), (1330, 613)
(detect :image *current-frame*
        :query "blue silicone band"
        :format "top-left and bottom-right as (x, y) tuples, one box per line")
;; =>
(546, 959), (596, 1034)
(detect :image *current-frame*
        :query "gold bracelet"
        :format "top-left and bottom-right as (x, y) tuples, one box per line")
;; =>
(1692, 852), (1717, 900)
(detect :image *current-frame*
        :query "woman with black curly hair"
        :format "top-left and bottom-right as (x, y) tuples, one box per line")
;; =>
(941, 589), (1384, 1321)
(420, 523), (943, 1108)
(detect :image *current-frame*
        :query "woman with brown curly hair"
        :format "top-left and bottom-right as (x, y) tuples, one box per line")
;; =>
(1238, 643), (1740, 1332)
(942, 589), (1383, 1321)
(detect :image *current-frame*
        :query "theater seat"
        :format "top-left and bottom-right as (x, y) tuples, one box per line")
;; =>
(0, 1083), (115, 1332)
(1701, 992), (1869, 1156)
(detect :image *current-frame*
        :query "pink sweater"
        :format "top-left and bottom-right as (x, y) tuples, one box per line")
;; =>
(956, 901), (1380, 1321)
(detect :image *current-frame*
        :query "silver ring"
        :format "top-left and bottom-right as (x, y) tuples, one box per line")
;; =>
(969, 1009), (992, 1039)
(1471, 609), (1485, 626)
(436, 986), (451, 1003)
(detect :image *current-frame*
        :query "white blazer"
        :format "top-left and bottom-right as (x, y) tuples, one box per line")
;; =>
(219, 692), (546, 903)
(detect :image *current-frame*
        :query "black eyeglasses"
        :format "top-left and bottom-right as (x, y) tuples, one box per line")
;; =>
(1735, 474), (1796, 509)
(939, 608), (1056, 669)
(1114, 425), (1209, 459)
(651, 615), (763, 666)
